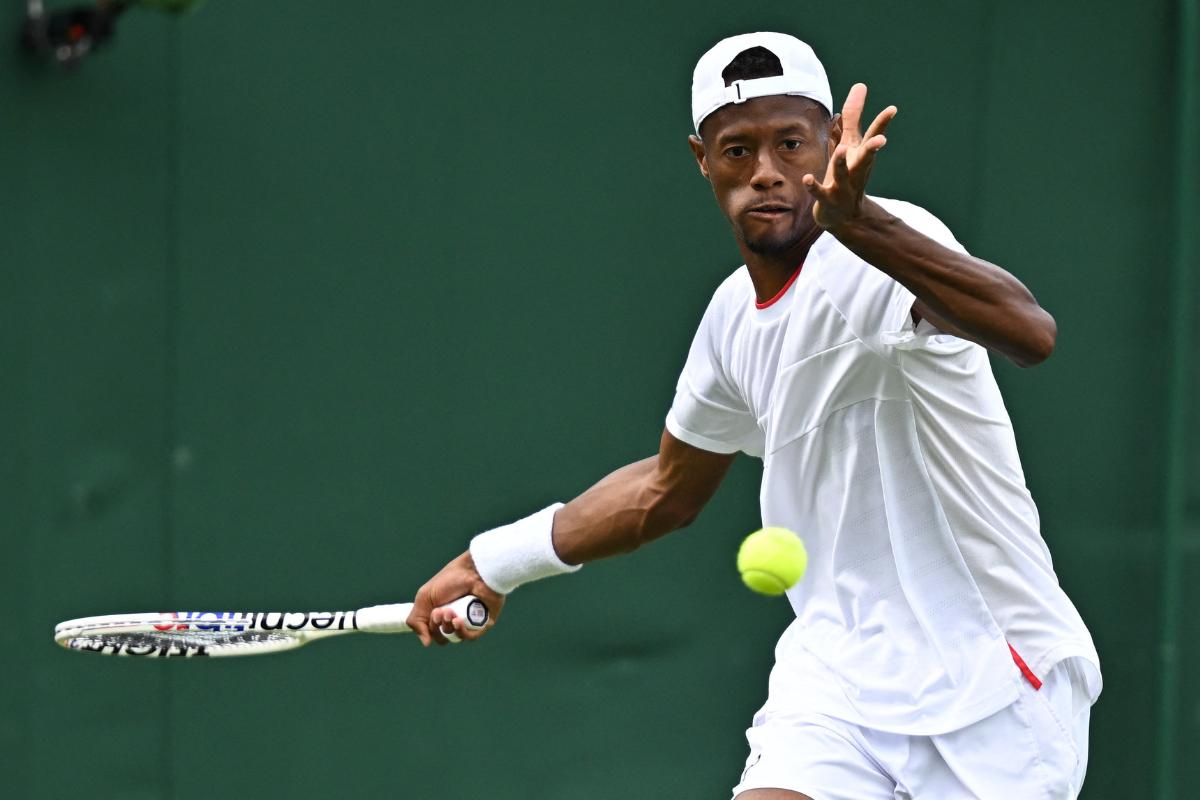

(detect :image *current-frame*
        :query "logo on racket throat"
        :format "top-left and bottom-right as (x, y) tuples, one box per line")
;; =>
(152, 610), (355, 632)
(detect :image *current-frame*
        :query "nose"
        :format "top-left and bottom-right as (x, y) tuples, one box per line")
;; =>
(751, 149), (785, 191)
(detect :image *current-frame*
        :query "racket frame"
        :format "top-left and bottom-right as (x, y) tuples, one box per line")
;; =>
(54, 597), (486, 658)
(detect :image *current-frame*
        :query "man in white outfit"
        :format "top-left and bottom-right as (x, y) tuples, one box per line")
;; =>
(408, 32), (1101, 799)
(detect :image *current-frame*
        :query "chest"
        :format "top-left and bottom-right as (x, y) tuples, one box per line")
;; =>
(721, 276), (861, 426)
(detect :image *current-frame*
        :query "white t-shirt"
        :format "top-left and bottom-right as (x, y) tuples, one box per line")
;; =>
(666, 197), (1101, 735)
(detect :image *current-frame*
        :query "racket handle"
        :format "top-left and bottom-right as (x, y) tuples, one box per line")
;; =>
(356, 596), (489, 639)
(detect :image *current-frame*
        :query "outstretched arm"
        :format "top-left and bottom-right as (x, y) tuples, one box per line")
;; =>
(406, 430), (736, 645)
(804, 83), (1057, 367)
(551, 430), (735, 562)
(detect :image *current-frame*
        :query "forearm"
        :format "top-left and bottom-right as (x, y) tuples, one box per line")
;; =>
(465, 431), (731, 597)
(552, 455), (699, 564)
(830, 199), (1057, 366)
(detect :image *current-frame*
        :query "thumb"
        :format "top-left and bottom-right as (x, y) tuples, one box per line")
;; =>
(405, 604), (433, 647)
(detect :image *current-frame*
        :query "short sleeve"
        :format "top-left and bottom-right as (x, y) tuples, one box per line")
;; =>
(888, 199), (969, 256)
(817, 198), (973, 357)
(666, 291), (761, 456)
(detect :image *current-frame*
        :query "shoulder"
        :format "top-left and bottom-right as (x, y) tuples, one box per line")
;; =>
(808, 199), (939, 341)
(812, 196), (967, 295)
(712, 265), (754, 305)
(871, 196), (967, 252)
(870, 195), (939, 223)
(699, 265), (755, 325)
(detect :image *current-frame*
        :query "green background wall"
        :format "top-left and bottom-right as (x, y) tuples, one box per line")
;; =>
(3, 1), (1196, 797)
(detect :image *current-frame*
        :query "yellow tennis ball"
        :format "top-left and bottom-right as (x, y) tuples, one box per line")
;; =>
(737, 527), (808, 596)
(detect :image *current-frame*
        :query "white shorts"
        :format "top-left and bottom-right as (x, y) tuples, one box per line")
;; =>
(732, 658), (1093, 799)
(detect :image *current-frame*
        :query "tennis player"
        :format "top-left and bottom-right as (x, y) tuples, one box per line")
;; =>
(408, 32), (1101, 799)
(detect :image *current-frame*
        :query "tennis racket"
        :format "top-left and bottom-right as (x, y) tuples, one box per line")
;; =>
(54, 595), (488, 658)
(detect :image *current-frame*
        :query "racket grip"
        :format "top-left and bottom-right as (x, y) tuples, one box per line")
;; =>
(438, 595), (489, 642)
(356, 596), (489, 638)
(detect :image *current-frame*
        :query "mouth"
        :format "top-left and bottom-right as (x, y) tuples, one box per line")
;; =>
(744, 205), (792, 217)
(746, 203), (793, 220)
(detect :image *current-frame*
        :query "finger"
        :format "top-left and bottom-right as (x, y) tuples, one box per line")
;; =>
(863, 105), (897, 142)
(839, 83), (868, 145)
(437, 610), (460, 638)
(428, 608), (452, 645)
(849, 137), (886, 178)
(834, 145), (851, 181)
(806, 169), (835, 199)
(863, 134), (888, 153)
(434, 607), (467, 641)
(457, 615), (490, 641)
(406, 601), (432, 646)
(809, 143), (840, 191)
(430, 607), (451, 631)
(410, 618), (432, 647)
(822, 152), (839, 186)
(449, 615), (481, 643)
(803, 175), (833, 202)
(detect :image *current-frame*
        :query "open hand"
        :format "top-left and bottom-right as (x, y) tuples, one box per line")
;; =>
(803, 83), (897, 230)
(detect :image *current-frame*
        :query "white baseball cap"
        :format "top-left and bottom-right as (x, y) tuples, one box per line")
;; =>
(691, 32), (833, 135)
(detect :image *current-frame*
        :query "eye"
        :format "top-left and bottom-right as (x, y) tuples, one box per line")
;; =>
(781, 139), (804, 151)
(724, 145), (750, 158)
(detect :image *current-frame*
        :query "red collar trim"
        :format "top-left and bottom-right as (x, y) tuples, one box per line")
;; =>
(755, 264), (804, 310)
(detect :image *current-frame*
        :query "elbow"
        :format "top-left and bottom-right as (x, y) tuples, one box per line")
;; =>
(1012, 311), (1057, 368)
(650, 496), (703, 537)
(668, 502), (703, 531)
(614, 494), (697, 555)
(639, 492), (704, 544)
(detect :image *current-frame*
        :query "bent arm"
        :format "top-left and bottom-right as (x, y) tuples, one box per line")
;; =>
(407, 429), (734, 645)
(552, 429), (737, 564)
(831, 199), (1057, 367)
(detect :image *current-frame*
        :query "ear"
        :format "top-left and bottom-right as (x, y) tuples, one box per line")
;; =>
(827, 113), (843, 159)
(687, 135), (710, 180)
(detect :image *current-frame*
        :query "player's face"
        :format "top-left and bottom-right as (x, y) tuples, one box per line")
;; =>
(690, 96), (837, 257)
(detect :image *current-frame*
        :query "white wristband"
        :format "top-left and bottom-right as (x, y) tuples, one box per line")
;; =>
(469, 503), (578, 595)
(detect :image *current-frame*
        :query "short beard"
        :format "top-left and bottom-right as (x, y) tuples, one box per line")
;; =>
(741, 225), (807, 255)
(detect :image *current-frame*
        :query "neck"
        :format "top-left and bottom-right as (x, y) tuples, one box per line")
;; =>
(740, 223), (823, 304)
